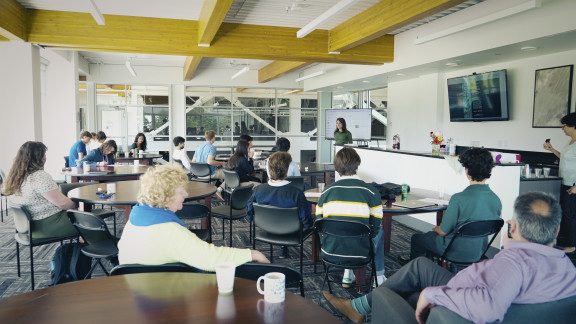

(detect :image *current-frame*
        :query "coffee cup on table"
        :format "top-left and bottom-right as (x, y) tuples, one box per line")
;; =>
(134, 160), (140, 167)
(317, 182), (325, 192)
(543, 167), (551, 177)
(535, 168), (543, 177)
(215, 262), (236, 294)
(256, 272), (285, 303)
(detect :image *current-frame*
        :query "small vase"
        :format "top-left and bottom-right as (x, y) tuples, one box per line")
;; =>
(431, 144), (440, 155)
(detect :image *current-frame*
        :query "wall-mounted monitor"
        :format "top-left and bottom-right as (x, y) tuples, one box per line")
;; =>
(325, 108), (372, 141)
(448, 69), (509, 122)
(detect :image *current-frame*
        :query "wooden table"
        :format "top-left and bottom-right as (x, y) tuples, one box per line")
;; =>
(61, 165), (154, 183)
(0, 273), (338, 323)
(260, 163), (335, 186)
(67, 180), (217, 223)
(115, 153), (162, 165)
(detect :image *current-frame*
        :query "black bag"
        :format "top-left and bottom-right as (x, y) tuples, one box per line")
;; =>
(370, 182), (410, 200)
(50, 243), (92, 285)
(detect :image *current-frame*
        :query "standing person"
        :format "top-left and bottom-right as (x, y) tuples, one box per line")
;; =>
(172, 136), (191, 172)
(4, 142), (77, 238)
(69, 131), (92, 167)
(266, 137), (301, 177)
(80, 140), (117, 166)
(334, 117), (353, 145)
(89, 131), (107, 151)
(192, 130), (226, 181)
(543, 112), (576, 253)
(410, 147), (502, 262)
(247, 152), (312, 258)
(228, 140), (261, 187)
(130, 133), (147, 156)
(316, 147), (386, 286)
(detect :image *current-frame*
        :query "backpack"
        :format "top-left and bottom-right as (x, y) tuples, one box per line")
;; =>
(50, 243), (93, 285)
(370, 182), (410, 200)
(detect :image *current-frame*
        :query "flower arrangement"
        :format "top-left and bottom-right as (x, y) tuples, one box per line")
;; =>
(430, 131), (443, 145)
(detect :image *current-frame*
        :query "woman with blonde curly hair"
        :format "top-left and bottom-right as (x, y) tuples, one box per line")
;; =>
(118, 164), (269, 271)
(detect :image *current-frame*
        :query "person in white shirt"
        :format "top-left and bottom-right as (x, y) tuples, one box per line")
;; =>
(89, 131), (107, 151)
(172, 136), (191, 172)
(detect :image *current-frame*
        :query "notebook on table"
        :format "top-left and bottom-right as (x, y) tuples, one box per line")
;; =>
(392, 199), (437, 209)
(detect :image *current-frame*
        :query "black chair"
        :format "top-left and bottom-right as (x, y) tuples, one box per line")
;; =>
(223, 169), (240, 203)
(435, 219), (504, 272)
(211, 184), (254, 247)
(12, 204), (77, 290)
(286, 176), (305, 192)
(190, 162), (212, 183)
(0, 168), (7, 222)
(64, 156), (70, 168)
(174, 160), (194, 180)
(175, 203), (212, 243)
(252, 203), (313, 274)
(59, 182), (118, 235)
(110, 262), (198, 275)
(236, 262), (305, 297)
(314, 218), (378, 294)
(67, 210), (119, 279)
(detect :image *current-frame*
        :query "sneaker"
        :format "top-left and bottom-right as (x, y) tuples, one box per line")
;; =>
(373, 275), (387, 287)
(214, 191), (225, 202)
(342, 269), (356, 288)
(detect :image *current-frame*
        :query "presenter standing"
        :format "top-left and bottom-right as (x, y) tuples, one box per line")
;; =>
(543, 112), (576, 254)
(334, 117), (353, 145)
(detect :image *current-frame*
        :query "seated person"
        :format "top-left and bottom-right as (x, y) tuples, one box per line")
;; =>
(192, 130), (226, 181)
(117, 164), (269, 271)
(316, 147), (385, 286)
(247, 152), (313, 258)
(130, 133), (147, 156)
(68, 130), (92, 167)
(80, 140), (117, 166)
(323, 192), (576, 324)
(5, 141), (77, 239)
(89, 131), (107, 151)
(172, 136), (191, 172)
(266, 137), (301, 177)
(228, 140), (261, 187)
(410, 147), (502, 261)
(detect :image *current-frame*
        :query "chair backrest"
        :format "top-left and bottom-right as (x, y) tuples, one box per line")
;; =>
(175, 203), (210, 220)
(442, 219), (504, 263)
(64, 156), (70, 168)
(110, 263), (198, 275)
(190, 162), (211, 178)
(286, 176), (305, 192)
(253, 203), (301, 235)
(67, 210), (116, 245)
(223, 169), (240, 189)
(314, 218), (374, 266)
(230, 184), (254, 210)
(0, 168), (5, 185)
(59, 182), (93, 196)
(235, 262), (302, 287)
(11, 204), (33, 234)
(173, 159), (186, 170)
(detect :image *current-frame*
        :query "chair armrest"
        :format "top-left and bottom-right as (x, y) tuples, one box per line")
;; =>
(427, 306), (472, 324)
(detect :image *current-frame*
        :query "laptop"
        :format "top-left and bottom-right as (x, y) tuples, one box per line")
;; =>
(392, 199), (437, 209)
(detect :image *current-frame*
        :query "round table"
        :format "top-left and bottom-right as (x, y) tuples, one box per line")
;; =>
(0, 273), (339, 323)
(61, 165), (155, 183)
(68, 180), (217, 222)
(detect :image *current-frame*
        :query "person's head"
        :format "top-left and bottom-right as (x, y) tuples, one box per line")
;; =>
(96, 131), (107, 143)
(138, 165), (189, 212)
(512, 192), (561, 246)
(205, 130), (216, 142)
(173, 136), (185, 148)
(229, 140), (250, 169)
(239, 134), (253, 149)
(133, 133), (147, 150)
(3, 141), (48, 195)
(561, 112), (576, 135)
(100, 140), (117, 156)
(275, 137), (291, 152)
(458, 147), (494, 182)
(334, 147), (360, 176)
(80, 131), (92, 143)
(90, 132), (97, 141)
(335, 118), (347, 133)
(268, 152), (291, 181)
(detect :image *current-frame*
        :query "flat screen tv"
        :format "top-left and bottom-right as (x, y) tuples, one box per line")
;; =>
(447, 69), (509, 122)
(325, 108), (372, 141)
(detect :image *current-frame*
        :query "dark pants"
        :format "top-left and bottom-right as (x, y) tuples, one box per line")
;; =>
(410, 231), (443, 260)
(560, 185), (576, 247)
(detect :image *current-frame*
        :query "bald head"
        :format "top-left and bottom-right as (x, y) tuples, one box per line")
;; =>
(514, 192), (561, 245)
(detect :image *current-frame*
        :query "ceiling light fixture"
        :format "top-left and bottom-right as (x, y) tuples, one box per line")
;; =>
(362, 80), (371, 83)
(445, 62), (460, 67)
(231, 66), (250, 80)
(283, 89), (304, 94)
(87, 0), (106, 25)
(125, 58), (137, 77)
(297, 0), (360, 38)
(521, 46), (538, 51)
(295, 70), (326, 82)
(198, 43), (211, 47)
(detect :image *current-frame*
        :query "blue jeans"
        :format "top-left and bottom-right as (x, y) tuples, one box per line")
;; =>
(373, 230), (385, 276)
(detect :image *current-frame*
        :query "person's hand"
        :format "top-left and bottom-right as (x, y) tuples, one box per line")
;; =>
(543, 142), (553, 151)
(415, 292), (434, 324)
(249, 150), (255, 158)
(251, 250), (270, 263)
(567, 185), (576, 195)
(98, 161), (108, 166)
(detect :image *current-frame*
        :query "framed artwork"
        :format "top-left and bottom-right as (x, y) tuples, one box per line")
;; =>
(532, 65), (573, 128)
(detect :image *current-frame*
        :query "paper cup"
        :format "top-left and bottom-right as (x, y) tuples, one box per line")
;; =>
(106, 183), (116, 194)
(215, 262), (236, 294)
(543, 167), (551, 177)
(317, 183), (325, 192)
(134, 160), (140, 167)
(256, 272), (285, 303)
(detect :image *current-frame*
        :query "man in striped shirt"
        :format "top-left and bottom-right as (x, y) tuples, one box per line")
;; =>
(316, 147), (385, 287)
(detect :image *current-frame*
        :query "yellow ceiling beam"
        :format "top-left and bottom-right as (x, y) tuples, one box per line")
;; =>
(258, 61), (312, 83)
(198, 0), (235, 46)
(0, 35), (9, 41)
(329, 0), (466, 52)
(26, 10), (393, 65)
(183, 56), (203, 81)
(0, 0), (26, 41)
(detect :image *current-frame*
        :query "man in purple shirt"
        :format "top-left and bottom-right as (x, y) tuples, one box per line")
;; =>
(323, 192), (576, 324)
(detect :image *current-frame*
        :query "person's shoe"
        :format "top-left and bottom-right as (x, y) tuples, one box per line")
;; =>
(214, 188), (225, 202)
(322, 291), (365, 324)
(342, 269), (356, 288)
(278, 246), (289, 259)
(373, 275), (387, 287)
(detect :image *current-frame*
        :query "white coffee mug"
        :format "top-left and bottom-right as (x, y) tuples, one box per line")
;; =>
(257, 272), (285, 303)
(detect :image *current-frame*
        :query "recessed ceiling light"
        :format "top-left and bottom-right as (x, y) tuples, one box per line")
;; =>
(445, 62), (459, 67)
(396, 73), (405, 76)
(521, 46), (538, 51)
(362, 80), (371, 83)
(336, 86), (344, 89)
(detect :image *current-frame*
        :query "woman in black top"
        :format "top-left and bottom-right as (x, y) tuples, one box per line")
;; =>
(130, 133), (147, 156)
(228, 140), (261, 185)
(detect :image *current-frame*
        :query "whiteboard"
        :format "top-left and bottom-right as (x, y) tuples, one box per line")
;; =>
(325, 109), (372, 140)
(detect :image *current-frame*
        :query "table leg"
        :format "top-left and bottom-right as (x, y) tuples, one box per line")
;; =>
(117, 205), (133, 221)
(324, 172), (332, 185)
(202, 196), (213, 229)
(355, 268), (368, 293)
(70, 176), (79, 183)
(382, 213), (392, 252)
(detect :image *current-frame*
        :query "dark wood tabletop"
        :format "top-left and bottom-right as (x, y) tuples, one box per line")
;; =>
(0, 273), (339, 323)
(61, 165), (155, 182)
(116, 153), (162, 165)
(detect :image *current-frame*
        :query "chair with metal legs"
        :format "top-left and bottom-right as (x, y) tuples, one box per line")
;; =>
(211, 184), (254, 247)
